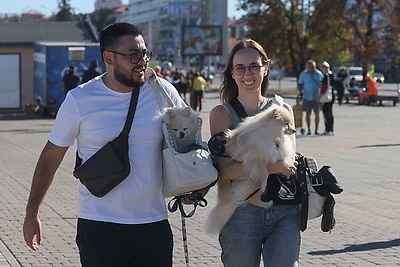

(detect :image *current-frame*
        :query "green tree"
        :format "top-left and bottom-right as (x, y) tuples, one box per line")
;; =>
(238, 0), (399, 79)
(90, 9), (117, 33)
(238, 0), (348, 77)
(344, 0), (397, 84)
(55, 0), (76, 21)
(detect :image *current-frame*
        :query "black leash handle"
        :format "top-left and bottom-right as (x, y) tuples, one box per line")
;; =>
(167, 193), (208, 218)
(167, 193), (208, 267)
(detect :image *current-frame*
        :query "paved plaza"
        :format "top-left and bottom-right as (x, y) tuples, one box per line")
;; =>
(0, 88), (399, 266)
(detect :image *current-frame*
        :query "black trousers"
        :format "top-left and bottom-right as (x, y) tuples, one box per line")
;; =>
(76, 218), (173, 267)
(322, 102), (334, 132)
(336, 85), (344, 104)
(193, 91), (203, 111)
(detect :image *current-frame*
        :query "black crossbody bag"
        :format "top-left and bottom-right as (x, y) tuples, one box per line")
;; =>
(73, 87), (140, 197)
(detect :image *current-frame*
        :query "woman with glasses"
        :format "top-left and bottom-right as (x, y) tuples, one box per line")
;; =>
(208, 38), (300, 266)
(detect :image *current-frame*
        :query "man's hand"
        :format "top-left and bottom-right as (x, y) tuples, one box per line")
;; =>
(23, 215), (42, 251)
(181, 187), (210, 205)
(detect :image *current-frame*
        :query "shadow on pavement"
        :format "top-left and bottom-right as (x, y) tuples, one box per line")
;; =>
(308, 238), (400, 255)
(354, 143), (400, 148)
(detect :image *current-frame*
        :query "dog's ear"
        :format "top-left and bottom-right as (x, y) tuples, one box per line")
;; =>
(162, 108), (174, 122)
(182, 106), (192, 117)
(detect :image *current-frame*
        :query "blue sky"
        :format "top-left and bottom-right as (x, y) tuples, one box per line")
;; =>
(3, 0), (245, 18)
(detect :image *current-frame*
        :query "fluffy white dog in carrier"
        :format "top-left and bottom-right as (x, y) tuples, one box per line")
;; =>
(162, 106), (200, 153)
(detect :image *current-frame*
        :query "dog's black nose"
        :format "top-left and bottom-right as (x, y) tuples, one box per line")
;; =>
(179, 132), (185, 138)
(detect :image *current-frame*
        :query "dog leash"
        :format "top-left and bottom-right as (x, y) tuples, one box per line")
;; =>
(168, 193), (208, 267)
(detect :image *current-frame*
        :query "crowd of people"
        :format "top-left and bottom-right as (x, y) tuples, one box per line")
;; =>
(153, 65), (212, 111)
(297, 59), (380, 136)
(61, 60), (102, 96)
(298, 59), (336, 136)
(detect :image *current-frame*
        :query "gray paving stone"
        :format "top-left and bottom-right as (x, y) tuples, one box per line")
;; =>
(0, 88), (399, 266)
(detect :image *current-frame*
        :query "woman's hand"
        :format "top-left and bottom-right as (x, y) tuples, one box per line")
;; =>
(267, 157), (298, 179)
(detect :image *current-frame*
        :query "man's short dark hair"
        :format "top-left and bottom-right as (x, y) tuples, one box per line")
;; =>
(99, 22), (143, 60)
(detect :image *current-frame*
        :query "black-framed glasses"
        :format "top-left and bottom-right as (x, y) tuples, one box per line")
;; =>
(232, 63), (264, 76)
(106, 49), (152, 64)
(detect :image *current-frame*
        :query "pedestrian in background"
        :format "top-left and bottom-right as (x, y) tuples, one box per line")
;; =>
(187, 70), (195, 108)
(359, 74), (377, 105)
(155, 65), (164, 78)
(23, 22), (187, 266)
(62, 65), (80, 95)
(172, 68), (188, 103)
(193, 71), (208, 111)
(319, 61), (335, 136)
(81, 60), (101, 84)
(334, 68), (348, 105)
(298, 60), (323, 135)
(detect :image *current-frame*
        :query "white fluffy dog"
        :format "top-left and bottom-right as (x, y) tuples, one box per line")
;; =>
(162, 107), (200, 153)
(204, 105), (296, 236)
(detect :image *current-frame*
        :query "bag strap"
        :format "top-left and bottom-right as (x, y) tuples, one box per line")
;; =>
(148, 68), (175, 109)
(295, 153), (309, 231)
(228, 98), (248, 120)
(74, 86), (140, 168)
(120, 86), (141, 137)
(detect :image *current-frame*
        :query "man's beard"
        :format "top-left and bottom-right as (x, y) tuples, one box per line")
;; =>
(114, 66), (145, 88)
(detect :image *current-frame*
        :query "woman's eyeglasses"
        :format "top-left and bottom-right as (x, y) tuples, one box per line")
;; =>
(232, 63), (264, 76)
(106, 49), (152, 64)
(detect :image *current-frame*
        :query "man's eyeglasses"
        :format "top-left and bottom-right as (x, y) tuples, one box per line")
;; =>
(106, 49), (152, 64)
(232, 63), (265, 76)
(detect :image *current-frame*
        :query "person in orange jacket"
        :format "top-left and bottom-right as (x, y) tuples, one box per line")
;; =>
(359, 74), (377, 104)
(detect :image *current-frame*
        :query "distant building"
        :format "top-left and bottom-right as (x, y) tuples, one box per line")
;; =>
(95, 0), (123, 11)
(20, 10), (47, 21)
(118, 0), (228, 69)
(227, 16), (249, 53)
(0, 19), (98, 112)
(0, 13), (20, 22)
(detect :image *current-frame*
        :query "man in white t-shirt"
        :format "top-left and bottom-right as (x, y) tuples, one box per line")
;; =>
(23, 22), (186, 266)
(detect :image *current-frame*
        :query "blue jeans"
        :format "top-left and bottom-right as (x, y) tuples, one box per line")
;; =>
(219, 204), (300, 267)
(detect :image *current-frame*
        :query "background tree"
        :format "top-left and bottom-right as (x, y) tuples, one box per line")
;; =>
(90, 9), (117, 33)
(55, 0), (76, 21)
(344, 0), (396, 84)
(237, 0), (399, 80)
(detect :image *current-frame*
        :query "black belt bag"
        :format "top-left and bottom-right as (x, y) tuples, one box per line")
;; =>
(73, 87), (140, 197)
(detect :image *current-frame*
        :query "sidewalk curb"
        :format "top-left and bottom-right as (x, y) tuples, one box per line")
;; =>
(0, 239), (20, 267)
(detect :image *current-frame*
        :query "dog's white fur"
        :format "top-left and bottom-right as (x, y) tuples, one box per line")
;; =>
(204, 104), (296, 237)
(162, 107), (200, 153)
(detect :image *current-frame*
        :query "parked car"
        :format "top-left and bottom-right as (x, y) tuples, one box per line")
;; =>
(373, 72), (385, 83)
(347, 66), (363, 86)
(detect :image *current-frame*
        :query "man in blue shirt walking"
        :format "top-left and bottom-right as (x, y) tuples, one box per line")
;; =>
(298, 60), (323, 135)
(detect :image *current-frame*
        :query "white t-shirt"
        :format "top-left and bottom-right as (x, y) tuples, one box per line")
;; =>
(49, 74), (186, 224)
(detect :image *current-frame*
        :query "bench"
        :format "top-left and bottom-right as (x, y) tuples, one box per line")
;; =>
(343, 87), (361, 103)
(344, 88), (399, 106)
(370, 94), (399, 106)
